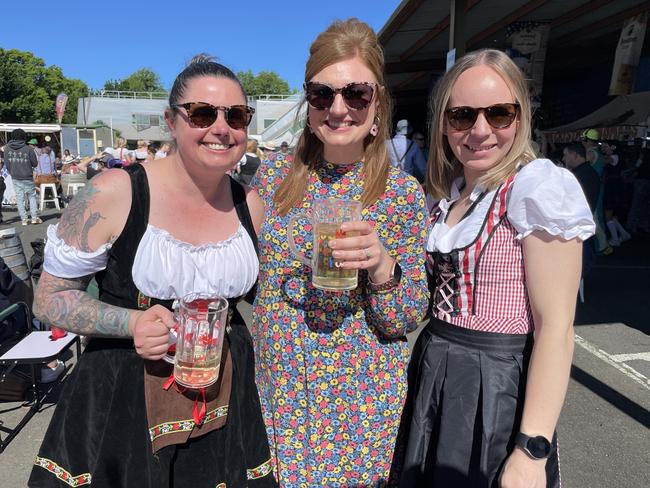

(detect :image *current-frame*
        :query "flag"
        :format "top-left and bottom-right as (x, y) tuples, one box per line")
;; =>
(55, 93), (69, 123)
(506, 21), (550, 110)
(609, 12), (647, 96)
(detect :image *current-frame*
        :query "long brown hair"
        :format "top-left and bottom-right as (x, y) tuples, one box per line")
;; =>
(274, 18), (393, 216)
(427, 49), (536, 200)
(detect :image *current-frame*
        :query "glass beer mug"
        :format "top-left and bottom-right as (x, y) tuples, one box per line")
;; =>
(165, 293), (229, 389)
(288, 198), (362, 291)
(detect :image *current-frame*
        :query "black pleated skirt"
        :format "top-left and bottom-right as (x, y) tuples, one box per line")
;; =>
(389, 318), (560, 488)
(28, 323), (276, 488)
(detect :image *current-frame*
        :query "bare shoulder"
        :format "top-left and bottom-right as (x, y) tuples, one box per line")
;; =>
(57, 169), (133, 252)
(243, 184), (264, 234)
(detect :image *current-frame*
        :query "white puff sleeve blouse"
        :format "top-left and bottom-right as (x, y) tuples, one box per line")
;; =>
(427, 158), (596, 253)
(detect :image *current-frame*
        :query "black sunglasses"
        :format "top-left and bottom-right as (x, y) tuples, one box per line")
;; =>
(445, 103), (520, 131)
(304, 81), (377, 111)
(172, 102), (255, 130)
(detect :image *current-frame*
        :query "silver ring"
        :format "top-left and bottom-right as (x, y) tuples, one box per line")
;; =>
(363, 248), (371, 260)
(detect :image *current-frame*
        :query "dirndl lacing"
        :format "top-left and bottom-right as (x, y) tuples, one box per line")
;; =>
(389, 318), (561, 488)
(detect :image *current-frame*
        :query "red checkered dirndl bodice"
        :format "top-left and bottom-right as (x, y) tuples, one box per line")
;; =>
(428, 176), (534, 334)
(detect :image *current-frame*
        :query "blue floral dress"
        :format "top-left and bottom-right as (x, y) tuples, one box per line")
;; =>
(252, 158), (429, 487)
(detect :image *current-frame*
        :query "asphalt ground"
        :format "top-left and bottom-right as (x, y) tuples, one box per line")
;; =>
(0, 205), (648, 487)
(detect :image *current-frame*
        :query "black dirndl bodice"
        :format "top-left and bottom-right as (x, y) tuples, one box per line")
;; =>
(29, 165), (276, 487)
(389, 182), (561, 488)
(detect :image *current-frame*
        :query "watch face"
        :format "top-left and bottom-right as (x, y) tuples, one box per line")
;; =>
(528, 435), (551, 458)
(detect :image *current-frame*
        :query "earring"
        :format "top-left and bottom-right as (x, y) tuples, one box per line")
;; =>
(369, 114), (380, 137)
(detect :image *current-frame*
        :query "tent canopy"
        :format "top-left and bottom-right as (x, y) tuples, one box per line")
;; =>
(543, 91), (650, 143)
(0, 123), (62, 134)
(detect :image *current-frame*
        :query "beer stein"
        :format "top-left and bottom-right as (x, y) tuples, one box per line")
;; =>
(288, 198), (362, 291)
(166, 293), (229, 389)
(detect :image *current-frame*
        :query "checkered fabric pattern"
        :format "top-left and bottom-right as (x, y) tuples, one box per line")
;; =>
(430, 176), (533, 334)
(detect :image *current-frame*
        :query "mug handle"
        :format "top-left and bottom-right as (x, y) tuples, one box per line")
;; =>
(163, 308), (180, 364)
(287, 211), (312, 268)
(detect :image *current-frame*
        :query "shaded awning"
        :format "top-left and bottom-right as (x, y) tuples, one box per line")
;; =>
(542, 91), (650, 142)
(378, 0), (650, 114)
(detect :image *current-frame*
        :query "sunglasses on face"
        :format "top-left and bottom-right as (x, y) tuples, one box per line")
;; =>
(303, 81), (377, 111)
(172, 102), (255, 130)
(445, 103), (520, 131)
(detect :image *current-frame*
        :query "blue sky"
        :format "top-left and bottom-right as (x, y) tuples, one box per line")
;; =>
(1, 0), (402, 91)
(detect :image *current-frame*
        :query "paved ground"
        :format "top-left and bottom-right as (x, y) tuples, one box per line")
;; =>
(0, 205), (648, 487)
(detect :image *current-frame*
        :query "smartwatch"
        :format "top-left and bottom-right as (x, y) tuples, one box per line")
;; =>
(515, 432), (552, 460)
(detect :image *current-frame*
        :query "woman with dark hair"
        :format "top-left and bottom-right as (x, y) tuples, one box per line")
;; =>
(28, 55), (275, 487)
(252, 19), (429, 486)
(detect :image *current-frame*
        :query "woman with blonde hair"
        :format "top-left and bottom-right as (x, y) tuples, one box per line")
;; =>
(390, 49), (595, 487)
(252, 18), (429, 487)
(110, 136), (129, 163)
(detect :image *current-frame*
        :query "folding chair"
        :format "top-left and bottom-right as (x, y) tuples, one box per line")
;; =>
(0, 302), (81, 452)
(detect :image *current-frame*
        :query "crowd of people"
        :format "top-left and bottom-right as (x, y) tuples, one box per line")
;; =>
(0, 14), (646, 488)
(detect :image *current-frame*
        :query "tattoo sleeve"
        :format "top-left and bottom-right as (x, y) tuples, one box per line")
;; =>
(34, 273), (133, 338)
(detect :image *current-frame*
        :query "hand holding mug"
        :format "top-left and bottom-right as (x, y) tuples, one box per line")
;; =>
(130, 305), (175, 360)
(328, 221), (395, 284)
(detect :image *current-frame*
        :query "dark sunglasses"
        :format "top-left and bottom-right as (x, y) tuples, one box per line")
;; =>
(172, 102), (255, 130)
(445, 103), (520, 131)
(304, 81), (377, 111)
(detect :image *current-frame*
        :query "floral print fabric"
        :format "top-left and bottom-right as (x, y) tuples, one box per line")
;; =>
(252, 157), (429, 486)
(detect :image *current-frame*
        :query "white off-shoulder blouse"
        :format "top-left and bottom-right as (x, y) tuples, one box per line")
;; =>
(43, 223), (259, 300)
(427, 158), (596, 253)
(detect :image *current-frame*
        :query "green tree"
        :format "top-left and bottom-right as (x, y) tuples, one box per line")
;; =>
(103, 68), (165, 93)
(0, 48), (88, 124)
(237, 70), (291, 97)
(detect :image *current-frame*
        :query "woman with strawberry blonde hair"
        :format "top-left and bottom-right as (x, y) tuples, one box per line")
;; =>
(252, 18), (429, 486)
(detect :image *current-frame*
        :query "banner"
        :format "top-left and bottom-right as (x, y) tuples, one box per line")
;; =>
(55, 93), (68, 123)
(506, 21), (551, 110)
(609, 12), (647, 96)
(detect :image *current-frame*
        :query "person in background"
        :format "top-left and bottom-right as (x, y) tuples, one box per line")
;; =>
(35, 146), (58, 181)
(155, 142), (171, 159)
(601, 142), (631, 246)
(387, 119), (427, 183)
(107, 137), (132, 166)
(252, 18), (429, 486)
(134, 139), (150, 163)
(391, 49), (595, 487)
(4, 129), (41, 225)
(412, 130), (429, 161)
(234, 138), (262, 185)
(581, 129), (611, 254)
(259, 141), (276, 161)
(27, 138), (40, 158)
(563, 142), (600, 278)
(28, 55), (276, 488)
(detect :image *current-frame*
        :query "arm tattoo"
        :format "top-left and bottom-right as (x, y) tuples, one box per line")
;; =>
(34, 274), (132, 337)
(56, 182), (106, 252)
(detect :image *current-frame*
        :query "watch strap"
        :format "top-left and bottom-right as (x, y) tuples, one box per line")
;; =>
(368, 261), (402, 293)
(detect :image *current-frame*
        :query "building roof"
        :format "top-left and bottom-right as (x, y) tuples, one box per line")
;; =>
(379, 0), (650, 106)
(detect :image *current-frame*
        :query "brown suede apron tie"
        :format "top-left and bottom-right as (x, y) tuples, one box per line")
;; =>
(143, 337), (233, 453)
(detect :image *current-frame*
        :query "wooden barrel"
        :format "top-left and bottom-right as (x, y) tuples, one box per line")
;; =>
(0, 228), (33, 304)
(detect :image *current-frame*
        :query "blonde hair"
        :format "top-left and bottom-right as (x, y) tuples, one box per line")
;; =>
(246, 138), (258, 153)
(274, 18), (393, 215)
(137, 139), (147, 149)
(114, 137), (126, 149)
(427, 49), (536, 200)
